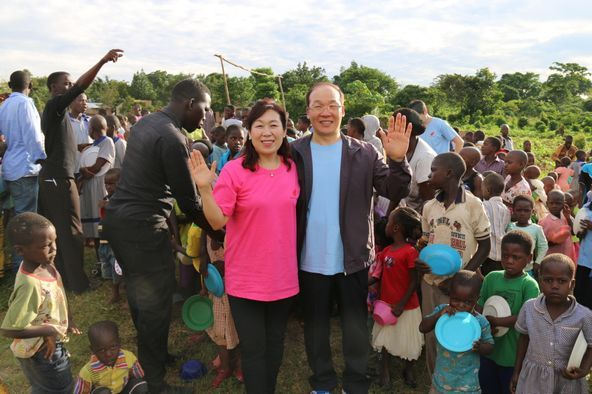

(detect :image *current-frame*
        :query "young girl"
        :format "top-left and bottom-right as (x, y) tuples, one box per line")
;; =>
(419, 270), (494, 393)
(502, 150), (531, 207)
(370, 207), (424, 388)
(511, 254), (592, 393)
(555, 156), (574, 192)
(539, 190), (576, 262)
(1, 213), (81, 393)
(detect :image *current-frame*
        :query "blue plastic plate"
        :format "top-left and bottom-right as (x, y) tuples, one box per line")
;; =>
(204, 264), (224, 297)
(419, 244), (462, 276)
(435, 311), (481, 352)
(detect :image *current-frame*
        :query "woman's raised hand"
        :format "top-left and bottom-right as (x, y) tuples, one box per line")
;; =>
(188, 150), (217, 189)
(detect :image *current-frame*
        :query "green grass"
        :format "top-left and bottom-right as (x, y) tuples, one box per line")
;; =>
(0, 250), (429, 393)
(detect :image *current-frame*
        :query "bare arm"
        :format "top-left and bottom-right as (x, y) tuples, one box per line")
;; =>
(75, 49), (123, 91)
(0, 325), (57, 339)
(465, 238), (491, 272)
(452, 135), (463, 153)
(392, 267), (419, 316)
(511, 334), (529, 393)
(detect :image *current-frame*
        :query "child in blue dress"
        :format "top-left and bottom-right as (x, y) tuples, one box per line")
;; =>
(419, 270), (494, 393)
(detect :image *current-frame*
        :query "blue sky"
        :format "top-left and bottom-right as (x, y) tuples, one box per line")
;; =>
(2, 0), (592, 86)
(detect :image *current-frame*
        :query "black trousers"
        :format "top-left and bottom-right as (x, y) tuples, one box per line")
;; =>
(103, 216), (175, 393)
(300, 269), (370, 394)
(575, 265), (592, 310)
(38, 177), (88, 292)
(228, 295), (294, 394)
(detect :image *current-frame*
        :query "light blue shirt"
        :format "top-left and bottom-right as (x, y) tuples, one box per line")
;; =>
(301, 140), (344, 275)
(419, 117), (459, 154)
(0, 92), (46, 181)
(577, 208), (592, 270)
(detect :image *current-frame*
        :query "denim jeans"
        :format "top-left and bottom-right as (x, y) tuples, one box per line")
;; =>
(6, 175), (39, 269)
(17, 342), (73, 394)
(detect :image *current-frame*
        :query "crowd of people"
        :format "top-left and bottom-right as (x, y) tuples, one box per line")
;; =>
(0, 49), (591, 394)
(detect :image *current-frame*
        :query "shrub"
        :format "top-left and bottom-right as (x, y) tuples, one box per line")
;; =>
(517, 117), (529, 128)
(535, 121), (546, 132)
(549, 120), (559, 131)
(574, 134), (587, 149)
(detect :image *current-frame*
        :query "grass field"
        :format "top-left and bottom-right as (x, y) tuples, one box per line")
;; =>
(1, 126), (592, 393)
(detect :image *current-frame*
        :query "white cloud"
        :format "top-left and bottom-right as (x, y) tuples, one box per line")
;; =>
(1, 0), (591, 87)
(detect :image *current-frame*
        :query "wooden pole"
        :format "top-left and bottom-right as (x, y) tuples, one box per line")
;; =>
(215, 54), (231, 105)
(277, 76), (286, 111)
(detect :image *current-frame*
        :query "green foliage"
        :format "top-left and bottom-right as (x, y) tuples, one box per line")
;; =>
(284, 83), (308, 120)
(517, 117), (529, 128)
(280, 62), (328, 92)
(334, 61), (397, 96)
(250, 67), (280, 102)
(341, 80), (384, 119)
(498, 72), (542, 101)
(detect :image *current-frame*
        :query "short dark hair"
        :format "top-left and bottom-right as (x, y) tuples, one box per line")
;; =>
(408, 99), (427, 114)
(7, 212), (53, 245)
(565, 135), (573, 142)
(434, 152), (466, 180)
(211, 126), (226, 136)
(474, 130), (485, 142)
(9, 70), (30, 91)
(224, 104), (235, 111)
(305, 82), (344, 107)
(390, 206), (422, 240)
(483, 173), (505, 196)
(88, 320), (119, 346)
(298, 115), (311, 127)
(171, 79), (210, 102)
(576, 150), (586, 161)
(502, 230), (533, 255)
(513, 194), (534, 209)
(46, 71), (69, 90)
(348, 118), (366, 135)
(105, 168), (121, 180)
(392, 108), (425, 136)
(242, 99), (291, 172)
(450, 270), (482, 294)
(105, 115), (121, 131)
(485, 136), (502, 151)
(192, 139), (213, 155)
(540, 253), (575, 278)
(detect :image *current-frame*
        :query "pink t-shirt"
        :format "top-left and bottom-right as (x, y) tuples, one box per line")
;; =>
(539, 213), (576, 262)
(555, 167), (573, 192)
(213, 158), (300, 301)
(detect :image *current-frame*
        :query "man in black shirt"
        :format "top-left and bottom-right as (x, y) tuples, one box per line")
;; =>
(104, 79), (222, 394)
(38, 49), (123, 293)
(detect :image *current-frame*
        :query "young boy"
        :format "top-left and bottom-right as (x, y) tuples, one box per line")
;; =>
(209, 126), (228, 165)
(475, 136), (505, 176)
(105, 115), (127, 169)
(481, 173), (511, 275)
(417, 152), (491, 376)
(569, 150), (587, 194)
(526, 152), (535, 167)
(507, 196), (549, 276)
(1, 213), (80, 393)
(419, 270), (494, 393)
(477, 231), (540, 394)
(501, 150), (531, 207)
(460, 146), (484, 199)
(522, 140), (531, 153)
(216, 124), (244, 173)
(542, 176), (557, 196)
(539, 189), (576, 262)
(74, 320), (147, 394)
(98, 168), (123, 303)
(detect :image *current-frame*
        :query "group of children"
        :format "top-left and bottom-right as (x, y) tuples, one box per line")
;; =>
(368, 135), (592, 393)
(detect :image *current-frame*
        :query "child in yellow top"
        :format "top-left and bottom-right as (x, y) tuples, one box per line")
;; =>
(0, 212), (80, 393)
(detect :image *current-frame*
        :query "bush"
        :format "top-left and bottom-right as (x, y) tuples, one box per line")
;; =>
(517, 117), (529, 128)
(574, 134), (587, 149)
(549, 120), (559, 131)
(534, 121), (546, 132)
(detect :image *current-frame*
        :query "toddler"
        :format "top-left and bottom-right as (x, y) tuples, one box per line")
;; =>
(477, 231), (540, 394)
(419, 270), (494, 393)
(512, 254), (592, 393)
(1, 213), (80, 393)
(74, 320), (146, 394)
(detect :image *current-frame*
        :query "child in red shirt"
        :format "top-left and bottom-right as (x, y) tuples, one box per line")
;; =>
(370, 207), (424, 389)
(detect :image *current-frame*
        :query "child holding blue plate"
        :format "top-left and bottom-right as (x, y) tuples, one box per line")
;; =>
(419, 270), (494, 393)
(476, 231), (539, 394)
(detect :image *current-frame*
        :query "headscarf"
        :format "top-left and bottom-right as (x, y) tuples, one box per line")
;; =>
(361, 115), (384, 153)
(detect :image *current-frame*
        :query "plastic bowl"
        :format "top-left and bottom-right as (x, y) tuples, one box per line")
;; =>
(180, 359), (207, 380)
(372, 300), (398, 326)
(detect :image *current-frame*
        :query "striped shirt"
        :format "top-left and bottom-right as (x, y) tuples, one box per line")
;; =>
(74, 349), (144, 394)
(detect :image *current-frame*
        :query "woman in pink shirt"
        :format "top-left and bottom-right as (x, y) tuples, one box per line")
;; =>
(189, 99), (299, 394)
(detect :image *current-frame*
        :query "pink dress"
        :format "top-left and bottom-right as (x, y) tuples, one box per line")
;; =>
(213, 158), (300, 301)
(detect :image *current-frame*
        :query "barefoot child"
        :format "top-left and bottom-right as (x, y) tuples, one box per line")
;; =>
(0, 213), (81, 393)
(507, 196), (548, 277)
(370, 207), (424, 389)
(477, 231), (539, 394)
(511, 254), (592, 393)
(98, 168), (123, 303)
(74, 320), (147, 394)
(502, 150), (531, 208)
(419, 270), (494, 393)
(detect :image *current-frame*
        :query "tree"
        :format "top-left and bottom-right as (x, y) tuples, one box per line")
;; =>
(389, 84), (430, 109)
(497, 72), (542, 101)
(543, 62), (592, 105)
(334, 61), (398, 96)
(250, 68), (280, 101)
(281, 62), (328, 91)
(342, 80), (384, 119)
(129, 70), (156, 101)
(284, 83), (309, 120)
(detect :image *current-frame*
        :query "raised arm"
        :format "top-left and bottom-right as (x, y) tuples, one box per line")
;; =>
(188, 150), (228, 230)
